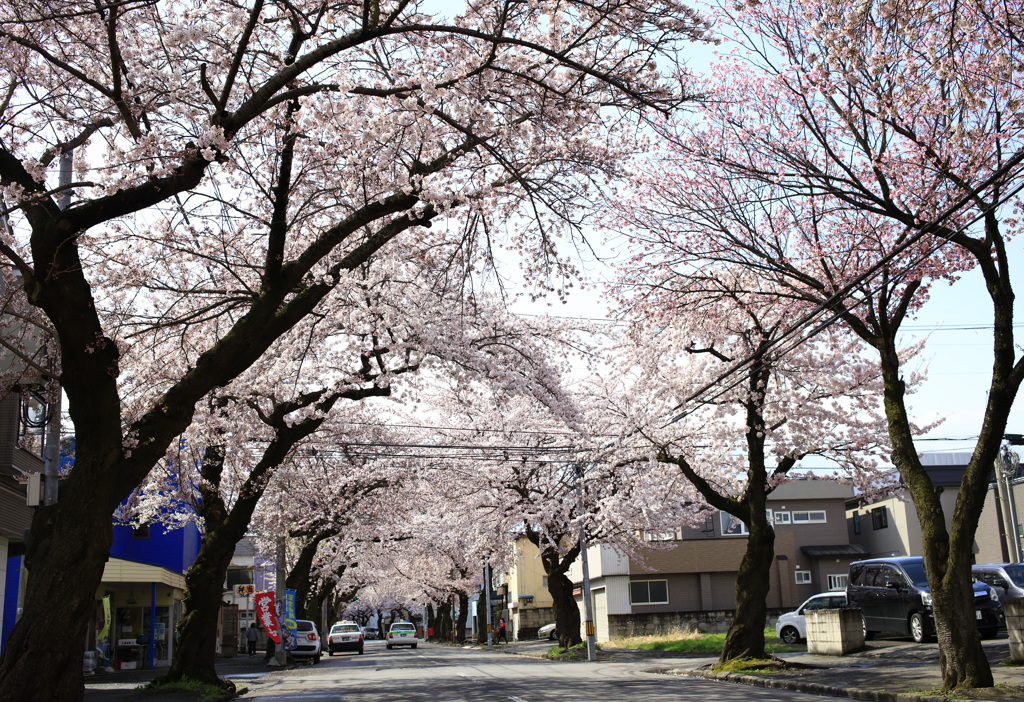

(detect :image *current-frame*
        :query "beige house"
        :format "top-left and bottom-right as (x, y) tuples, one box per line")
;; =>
(845, 452), (1013, 561)
(505, 536), (555, 640)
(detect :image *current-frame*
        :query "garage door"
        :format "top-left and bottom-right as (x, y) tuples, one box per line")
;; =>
(594, 589), (608, 642)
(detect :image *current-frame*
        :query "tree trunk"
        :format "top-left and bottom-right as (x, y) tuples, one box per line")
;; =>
(539, 544), (582, 649)
(437, 600), (452, 641)
(0, 498), (113, 702)
(304, 581), (334, 628)
(455, 591), (469, 643)
(878, 341), (996, 689)
(159, 409), (334, 686)
(426, 603), (435, 641)
(286, 533), (331, 620)
(475, 593), (486, 644)
(720, 514), (774, 661)
(547, 569), (581, 649)
(159, 446), (242, 688)
(162, 530), (239, 687)
(658, 354), (783, 664)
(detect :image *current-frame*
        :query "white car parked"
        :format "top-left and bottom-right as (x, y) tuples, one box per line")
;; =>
(775, 592), (847, 644)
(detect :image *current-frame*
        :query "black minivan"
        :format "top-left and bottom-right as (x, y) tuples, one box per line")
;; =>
(846, 557), (1002, 643)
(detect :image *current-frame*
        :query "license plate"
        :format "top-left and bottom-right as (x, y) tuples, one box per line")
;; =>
(976, 610), (982, 619)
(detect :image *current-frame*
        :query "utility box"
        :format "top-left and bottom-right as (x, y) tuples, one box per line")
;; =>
(26, 473), (41, 506)
(806, 608), (865, 655)
(1005, 598), (1024, 662)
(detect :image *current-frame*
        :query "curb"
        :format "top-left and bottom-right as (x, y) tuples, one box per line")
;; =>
(665, 668), (979, 702)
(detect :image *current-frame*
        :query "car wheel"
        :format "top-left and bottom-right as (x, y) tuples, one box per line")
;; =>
(314, 652), (321, 664)
(779, 626), (801, 645)
(387, 644), (392, 650)
(862, 615), (874, 641)
(980, 627), (999, 640)
(328, 650), (333, 656)
(910, 613), (931, 643)
(412, 643), (417, 649)
(549, 630), (557, 641)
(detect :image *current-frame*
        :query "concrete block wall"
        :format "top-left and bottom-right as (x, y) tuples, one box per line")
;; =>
(1005, 598), (1024, 662)
(806, 608), (865, 655)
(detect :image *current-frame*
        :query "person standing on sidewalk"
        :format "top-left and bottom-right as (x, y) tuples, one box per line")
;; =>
(246, 623), (259, 656)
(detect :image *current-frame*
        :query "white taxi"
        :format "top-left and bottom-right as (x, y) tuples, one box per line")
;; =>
(386, 621), (418, 649)
(327, 621), (364, 655)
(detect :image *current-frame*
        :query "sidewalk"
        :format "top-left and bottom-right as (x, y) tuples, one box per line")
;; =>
(495, 636), (1024, 702)
(83, 654), (283, 702)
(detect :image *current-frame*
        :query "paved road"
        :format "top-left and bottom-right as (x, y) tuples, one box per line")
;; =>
(235, 639), (825, 702)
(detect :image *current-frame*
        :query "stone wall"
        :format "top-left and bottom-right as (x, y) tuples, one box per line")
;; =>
(514, 605), (555, 640)
(607, 608), (793, 637)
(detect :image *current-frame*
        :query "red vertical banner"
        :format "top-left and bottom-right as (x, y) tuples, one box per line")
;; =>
(254, 591), (280, 643)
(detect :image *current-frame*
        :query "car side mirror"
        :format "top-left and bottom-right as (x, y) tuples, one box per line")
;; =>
(994, 578), (1008, 588)
(885, 580), (902, 591)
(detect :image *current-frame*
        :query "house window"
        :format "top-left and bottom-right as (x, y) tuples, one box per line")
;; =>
(795, 571), (812, 585)
(720, 512), (748, 535)
(774, 511), (791, 525)
(226, 569), (254, 587)
(629, 580), (669, 605)
(871, 507), (888, 530)
(852, 511), (861, 535)
(791, 510), (826, 524)
(132, 523), (150, 539)
(827, 574), (848, 590)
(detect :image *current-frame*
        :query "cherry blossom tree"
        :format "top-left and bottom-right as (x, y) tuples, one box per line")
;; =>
(593, 265), (893, 662)
(0, 0), (714, 695)
(132, 272), (583, 685)
(410, 378), (700, 649)
(0, 265), (54, 399)
(615, 0), (1024, 685)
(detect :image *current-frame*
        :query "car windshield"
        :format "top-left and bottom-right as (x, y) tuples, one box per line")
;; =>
(1004, 565), (1024, 587)
(901, 561), (929, 588)
(800, 596), (831, 613)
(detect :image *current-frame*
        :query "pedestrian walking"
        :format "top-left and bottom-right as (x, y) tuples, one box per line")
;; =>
(246, 622), (259, 656)
(497, 619), (508, 643)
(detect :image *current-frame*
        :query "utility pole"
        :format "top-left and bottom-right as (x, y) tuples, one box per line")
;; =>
(999, 439), (1024, 562)
(275, 536), (286, 665)
(484, 558), (493, 647)
(43, 152), (72, 506)
(576, 463), (596, 661)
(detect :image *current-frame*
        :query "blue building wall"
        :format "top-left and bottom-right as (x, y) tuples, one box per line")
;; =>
(1, 555), (21, 656)
(110, 521), (201, 573)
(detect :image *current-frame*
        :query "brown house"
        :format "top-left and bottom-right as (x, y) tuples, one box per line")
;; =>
(569, 479), (866, 641)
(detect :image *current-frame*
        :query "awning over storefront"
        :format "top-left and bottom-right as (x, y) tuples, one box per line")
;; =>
(101, 558), (186, 590)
